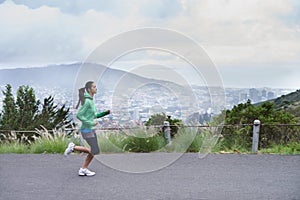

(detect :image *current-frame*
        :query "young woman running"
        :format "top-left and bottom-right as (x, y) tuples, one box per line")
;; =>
(64, 81), (110, 176)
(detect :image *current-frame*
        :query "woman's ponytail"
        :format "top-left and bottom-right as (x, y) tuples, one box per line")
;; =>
(75, 87), (86, 109)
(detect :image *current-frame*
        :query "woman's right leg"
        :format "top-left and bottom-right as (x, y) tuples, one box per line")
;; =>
(73, 146), (94, 169)
(82, 153), (94, 169)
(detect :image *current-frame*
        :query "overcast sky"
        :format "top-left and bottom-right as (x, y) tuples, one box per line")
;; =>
(0, 0), (299, 89)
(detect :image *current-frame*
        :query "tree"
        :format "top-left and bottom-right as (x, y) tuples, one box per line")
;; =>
(15, 85), (40, 130)
(36, 96), (71, 130)
(0, 84), (17, 130)
(0, 84), (71, 142)
(145, 113), (167, 126)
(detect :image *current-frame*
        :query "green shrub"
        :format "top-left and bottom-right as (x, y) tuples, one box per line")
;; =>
(216, 100), (300, 149)
(121, 129), (166, 152)
(164, 127), (220, 153)
(92, 129), (167, 153)
(145, 113), (183, 136)
(97, 131), (125, 153)
(169, 128), (196, 152)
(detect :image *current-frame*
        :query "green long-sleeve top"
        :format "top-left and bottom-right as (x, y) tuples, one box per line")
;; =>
(77, 92), (109, 130)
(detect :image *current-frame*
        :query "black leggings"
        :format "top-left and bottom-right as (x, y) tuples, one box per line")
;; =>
(81, 130), (100, 155)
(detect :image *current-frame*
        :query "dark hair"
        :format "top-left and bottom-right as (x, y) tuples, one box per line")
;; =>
(75, 81), (94, 109)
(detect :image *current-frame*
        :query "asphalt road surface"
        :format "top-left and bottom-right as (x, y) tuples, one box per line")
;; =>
(0, 153), (299, 200)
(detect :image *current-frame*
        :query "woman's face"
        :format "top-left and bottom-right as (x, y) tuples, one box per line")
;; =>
(89, 83), (97, 95)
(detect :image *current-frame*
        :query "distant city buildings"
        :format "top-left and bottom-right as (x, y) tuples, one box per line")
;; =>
(267, 91), (275, 100)
(249, 88), (260, 102)
(0, 84), (295, 127)
(239, 93), (248, 102)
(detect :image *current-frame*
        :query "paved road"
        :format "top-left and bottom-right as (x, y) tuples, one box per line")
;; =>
(0, 153), (299, 200)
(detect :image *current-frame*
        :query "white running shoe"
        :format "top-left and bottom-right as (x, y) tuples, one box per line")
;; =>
(64, 142), (75, 156)
(78, 168), (96, 176)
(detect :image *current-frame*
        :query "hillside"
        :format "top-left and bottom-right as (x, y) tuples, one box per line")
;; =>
(0, 63), (145, 90)
(256, 89), (300, 117)
(0, 63), (190, 98)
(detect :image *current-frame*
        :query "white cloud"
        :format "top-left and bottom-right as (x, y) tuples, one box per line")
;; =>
(0, 0), (299, 88)
(166, 0), (300, 66)
(0, 0), (145, 67)
(0, 1), (84, 66)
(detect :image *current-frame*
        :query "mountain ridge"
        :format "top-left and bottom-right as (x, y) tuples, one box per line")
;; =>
(0, 63), (190, 97)
(0, 63), (161, 89)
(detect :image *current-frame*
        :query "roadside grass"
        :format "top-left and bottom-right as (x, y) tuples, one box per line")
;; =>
(212, 138), (252, 154)
(258, 142), (300, 154)
(0, 127), (80, 154)
(0, 142), (29, 154)
(0, 128), (299, 155)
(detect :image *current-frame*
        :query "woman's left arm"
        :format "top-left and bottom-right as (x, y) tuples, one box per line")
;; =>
(96, 110), (110, 118)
